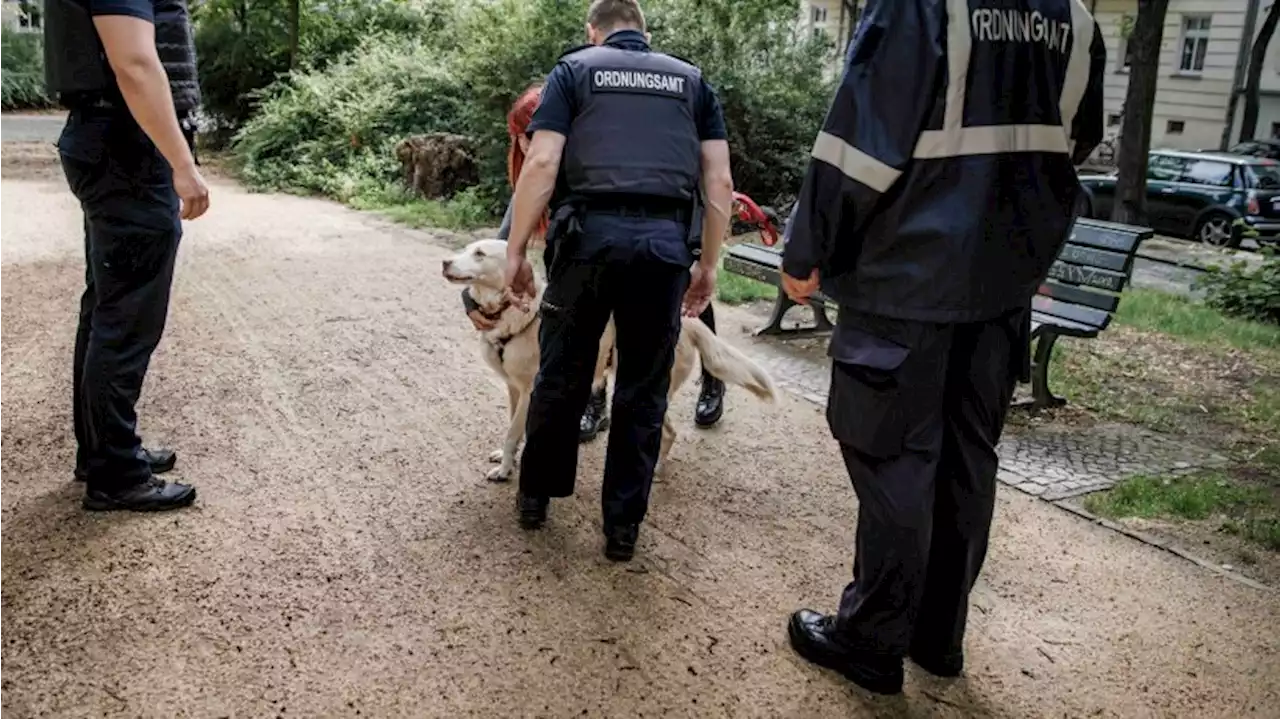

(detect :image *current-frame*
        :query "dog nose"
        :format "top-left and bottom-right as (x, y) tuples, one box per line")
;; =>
(442, 259), (452, 272)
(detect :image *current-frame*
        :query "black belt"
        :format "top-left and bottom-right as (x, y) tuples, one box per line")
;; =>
(584, 200), (691, 224)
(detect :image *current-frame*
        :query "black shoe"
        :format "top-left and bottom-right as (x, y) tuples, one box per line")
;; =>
(908, 646), (964, 678)
(694, 376), (725, 428)
(517, 492), (548, 530)
(83, 477), (196, 512)
(787, 609), (904, 695)
(604, 523), (639, 562)
(579, 388), (610, 443)
(75, 447), (177, 483)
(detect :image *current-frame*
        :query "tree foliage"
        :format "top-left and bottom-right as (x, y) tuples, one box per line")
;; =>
(225, 0), (834, 212)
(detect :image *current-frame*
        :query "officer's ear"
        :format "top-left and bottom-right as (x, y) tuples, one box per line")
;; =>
(586, 23), (603, 45)
(644, 31), (652, 44)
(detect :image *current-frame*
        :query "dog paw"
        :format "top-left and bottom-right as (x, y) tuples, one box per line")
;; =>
(488, 449), (505, 463)
(486, 465), (514, 482)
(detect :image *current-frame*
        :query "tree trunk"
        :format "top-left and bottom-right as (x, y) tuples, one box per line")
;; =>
(1241, 0), (1280, 142)
(287, 0), (301, 70)
(1112, 0), (1170, 225)
(844, 0), (860, 48)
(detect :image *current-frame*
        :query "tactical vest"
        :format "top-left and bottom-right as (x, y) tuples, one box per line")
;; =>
(44, 0), (201, 114)
(559, 43), (701, 202)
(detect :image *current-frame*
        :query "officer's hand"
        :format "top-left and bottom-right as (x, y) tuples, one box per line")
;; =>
(173, 164), (211, 221)
(682, 262), (717, 317)
(504, 253), (536, 309)
(468, 310), (497, 331)
(782, 269), (820, 305)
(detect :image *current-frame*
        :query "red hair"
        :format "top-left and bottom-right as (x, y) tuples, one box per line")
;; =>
(507, 83), (549, 242)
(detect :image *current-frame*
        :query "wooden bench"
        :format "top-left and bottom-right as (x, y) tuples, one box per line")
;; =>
(722, 243), (835, 336)
(722, 218), (1151, 411)
(1026, 218), (1149, 410)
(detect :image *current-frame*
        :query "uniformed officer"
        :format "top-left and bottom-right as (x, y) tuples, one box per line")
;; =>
(46, 0), (210, 511)
(781, 0), (1105, 695)
(502, 0), (734, 562)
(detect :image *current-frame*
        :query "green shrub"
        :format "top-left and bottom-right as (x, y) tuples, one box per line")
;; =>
(1, 27), (53, 111)
(194, 0), (445, 145)
(230, 0), (838, 220)
(233, 38), (469, 198)
(1197, 248), (1280, 326)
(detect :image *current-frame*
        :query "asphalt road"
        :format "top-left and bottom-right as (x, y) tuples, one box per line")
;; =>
(1, 113), (65, 144)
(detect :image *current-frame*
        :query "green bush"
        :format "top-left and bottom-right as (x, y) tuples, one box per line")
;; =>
(1197, 248), (1280, 326)
(194, 0), (445, 145)
(233, 38), (469, 200)
(230, 0), (837, 220)
(1, 27), (53, 111)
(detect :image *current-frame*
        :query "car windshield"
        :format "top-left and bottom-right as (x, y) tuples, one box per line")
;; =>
(1246, 163), (1280, 189)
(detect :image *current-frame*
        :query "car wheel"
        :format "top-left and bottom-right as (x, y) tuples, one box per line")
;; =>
(1195, 213), (1240, 248)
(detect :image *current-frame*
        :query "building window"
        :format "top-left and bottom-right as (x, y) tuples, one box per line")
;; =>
(811, 6), (828, 24)
(1108, 114), (1123, 127)
(1271, 122), (1280, 139)
(1178, 16), (1211, 73)
(1167, 120), (1186, 134)
(15, 0), (43, 32)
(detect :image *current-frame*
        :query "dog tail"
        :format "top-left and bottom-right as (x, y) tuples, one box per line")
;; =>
(681, 316), (777, 402)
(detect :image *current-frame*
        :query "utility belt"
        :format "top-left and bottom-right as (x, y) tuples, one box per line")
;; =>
(550, 193), (703, 262)
(62, 92), (200, 164)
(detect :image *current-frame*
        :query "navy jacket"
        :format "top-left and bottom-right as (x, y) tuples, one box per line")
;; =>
(783, 0), (1106, 323)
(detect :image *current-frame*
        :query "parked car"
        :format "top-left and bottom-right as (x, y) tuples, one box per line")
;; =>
(1224, 138), (1280, 160)
(1076, 149), (1280, 248)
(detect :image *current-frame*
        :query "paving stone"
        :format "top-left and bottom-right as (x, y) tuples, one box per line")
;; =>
(742, 338), (1220, 502)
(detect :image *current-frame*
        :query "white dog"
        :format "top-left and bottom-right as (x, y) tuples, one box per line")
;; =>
(442, 239), (777, 481)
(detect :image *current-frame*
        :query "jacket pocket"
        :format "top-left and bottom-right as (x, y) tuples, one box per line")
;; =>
(826, 339), (911, 460)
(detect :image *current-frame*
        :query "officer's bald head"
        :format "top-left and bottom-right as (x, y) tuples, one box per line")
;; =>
(587, 0), (647, 44)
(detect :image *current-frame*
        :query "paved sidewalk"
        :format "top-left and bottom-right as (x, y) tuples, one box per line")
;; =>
(738, 333), (1228, 501)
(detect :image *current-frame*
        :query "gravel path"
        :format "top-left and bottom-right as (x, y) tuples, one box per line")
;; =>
(2, 147), (1278, 718)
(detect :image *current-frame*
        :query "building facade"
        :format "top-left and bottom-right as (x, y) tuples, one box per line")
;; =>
(798, 0), (1280, 152)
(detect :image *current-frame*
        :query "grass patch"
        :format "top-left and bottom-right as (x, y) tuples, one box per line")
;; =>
(1084, 468), (1279, 552)
(1043, 287), (1280, 445)
(1113, 288), (1280, 356)
(1083, 473), (1267, 521)
(347, 184), (494, 232)
(716, 259), (777, 305)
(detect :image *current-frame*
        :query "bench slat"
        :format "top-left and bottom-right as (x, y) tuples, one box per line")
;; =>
(1031, 314), (1101, 338)
(723, 254), (782, 286)
(1045, 260), (1128, 292)
(1032, 295), (1111, 331)
(726, 244), (782, 264)
(1072, 219), (1151, 253)
(1058, 243), (1133, 272)
(1037, 279), (1120, 312)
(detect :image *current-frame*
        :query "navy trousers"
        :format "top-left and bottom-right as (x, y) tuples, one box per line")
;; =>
(58, 108), (182, 490)
(518, 244), (689, 528)
(825, 306), (1027, 661)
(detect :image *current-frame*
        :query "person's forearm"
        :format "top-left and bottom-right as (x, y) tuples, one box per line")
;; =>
(111, 54), (195, 172)
(507, 154), (557, 256)
(699, 169), (733, 267)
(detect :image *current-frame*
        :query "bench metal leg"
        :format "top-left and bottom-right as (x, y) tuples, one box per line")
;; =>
(753, 289), (835, 337)
(1017, 331), (1066, 412)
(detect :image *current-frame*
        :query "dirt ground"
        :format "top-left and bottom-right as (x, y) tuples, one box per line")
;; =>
(3, 146), (1279, 718)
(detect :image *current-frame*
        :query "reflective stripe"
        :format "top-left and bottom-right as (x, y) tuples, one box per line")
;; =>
(914, 0), (1095, 159)
(811, 131), (902, 193)
(915, 124), (1069, 158)
(1059, 0), (1097, 147)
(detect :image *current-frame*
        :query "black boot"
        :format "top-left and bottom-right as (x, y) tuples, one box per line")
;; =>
(787, 610), (905, 695)
(908, 644), (964, 678)
(76, 447), (177, 483)
(517, 492), (548, 530)
(604, 523), (639, 562)
(83, 477), (196, 512)
(694, 375), (725, 428)
(579, 386), (610, 443)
